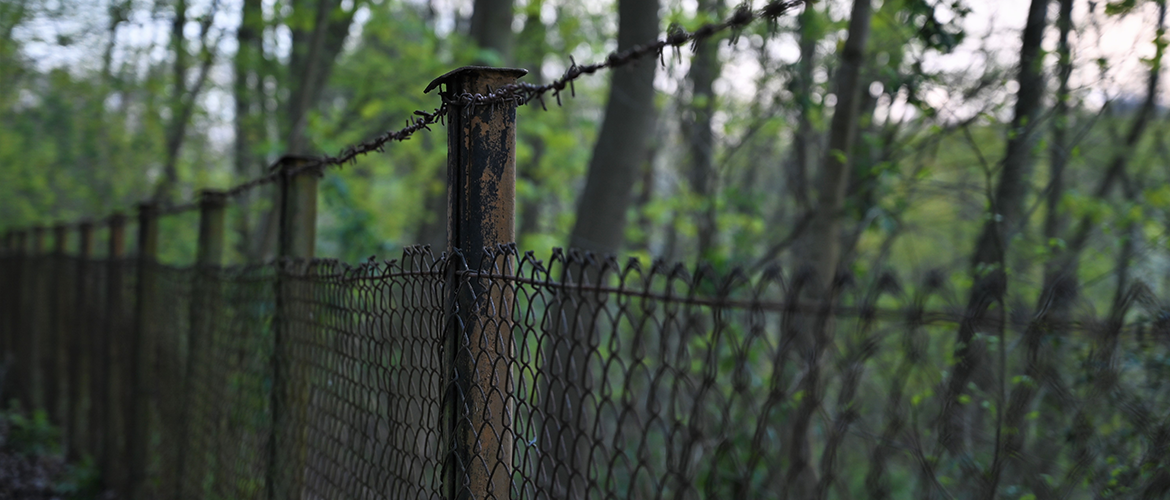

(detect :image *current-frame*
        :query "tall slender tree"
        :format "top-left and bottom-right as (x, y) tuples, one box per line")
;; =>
(683, 0), (725, 259)
(938, 0), (1050, 475)
(152, 0), (222, 203)
(568, 0), (661, 255)
(792, 0), (873, 286)
(541, 1), (660, 497)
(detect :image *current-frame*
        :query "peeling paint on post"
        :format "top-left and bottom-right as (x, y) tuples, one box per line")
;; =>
(427, 65), (526, 500)
(269, 155), (318, 500)
(128, 202), (158, 500)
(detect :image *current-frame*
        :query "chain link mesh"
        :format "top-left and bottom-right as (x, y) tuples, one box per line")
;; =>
(2, 246), (1170, 498)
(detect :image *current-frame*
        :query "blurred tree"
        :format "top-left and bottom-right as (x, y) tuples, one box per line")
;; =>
(152, 0), (223, 203)
(542, 1), (660, 498)
(232, 0), (265, 259)
(940, 0), (1050, 481)
(793, 0), (872, 287)
(682, 0), (725, 260)
(516, 0), (551, 244)
(250, 0), (366, 260)
(568, 0), (661, 255)
(470, 0), (516, 64)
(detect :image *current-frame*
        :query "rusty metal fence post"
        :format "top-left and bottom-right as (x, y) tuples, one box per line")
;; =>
(69, 221), (94, 461)
(429, 65), (525, 500)
(268, 155), (319, 500)
(128, 203), (159, 500)
(102, 213), (128, 493)
(174, 189), (226, 500)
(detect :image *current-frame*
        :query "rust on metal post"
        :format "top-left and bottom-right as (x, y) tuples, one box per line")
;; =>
(102, 213), (128, 493)
(430, 65), (526, 500)
(269, 155), (319, 500)
(127, 203), (158, 500)
(174, 190), (226, 500)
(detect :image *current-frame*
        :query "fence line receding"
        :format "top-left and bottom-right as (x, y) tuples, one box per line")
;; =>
(1, 16), (1170, 499)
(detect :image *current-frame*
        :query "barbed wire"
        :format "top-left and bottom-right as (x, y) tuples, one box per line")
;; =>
(12, 0), (809, 229)
(445, 0), (807, 110)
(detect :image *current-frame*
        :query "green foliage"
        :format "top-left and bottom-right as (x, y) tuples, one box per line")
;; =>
(54, 456), (104, 500)
(2, 401), (60, 457)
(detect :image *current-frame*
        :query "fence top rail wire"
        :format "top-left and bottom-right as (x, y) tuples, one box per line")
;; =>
(8, 0), (809, 232)
(153, 244), (1167, 340)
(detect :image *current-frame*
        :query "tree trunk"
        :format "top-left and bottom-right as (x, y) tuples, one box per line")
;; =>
(1053, 0), (1165, 293)
(541, 1), (659, 498)
(516, 0), (547, 244)
(470, 0), (515, 64)
(794, 0), (871, 286)
(152, 0), (221, 204)
(254, 0), (359, 260)
(1040, 0), (1075, 314)
(285, 0), (358, 155)
(782, 4), (872, 495)
(939, 0), (1049, 475)
(567, 0), (660, 255)
(787, 3), (818, 214)
(683, 0), (724, 259)
(151, 0), (188, 204)
(234, 0), (264, 261)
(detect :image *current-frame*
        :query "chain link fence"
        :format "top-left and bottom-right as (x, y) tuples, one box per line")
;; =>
(3, 244), (1170, 499)
(1, 7), (1168, 493)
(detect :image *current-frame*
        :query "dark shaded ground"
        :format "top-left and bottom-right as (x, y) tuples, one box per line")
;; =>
(0, 417), (66, 500)
(0, 450), (65, 499)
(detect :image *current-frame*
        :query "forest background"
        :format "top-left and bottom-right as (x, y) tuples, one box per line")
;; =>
(0, 0), (1168, 316)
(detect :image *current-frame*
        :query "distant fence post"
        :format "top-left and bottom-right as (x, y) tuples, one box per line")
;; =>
(103, 213), (128, 493)
(174, 189), (226, 500)
(68, 221), (94, 461)
(30, 226), (47, 411)
(1, 230), (27, 405)
(49, 224), (69, 431)
(128, 202), (159, 500)
(10, 230), (30, 406)
(429, 65), (526, 500)
(269, 155), (318, 500)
